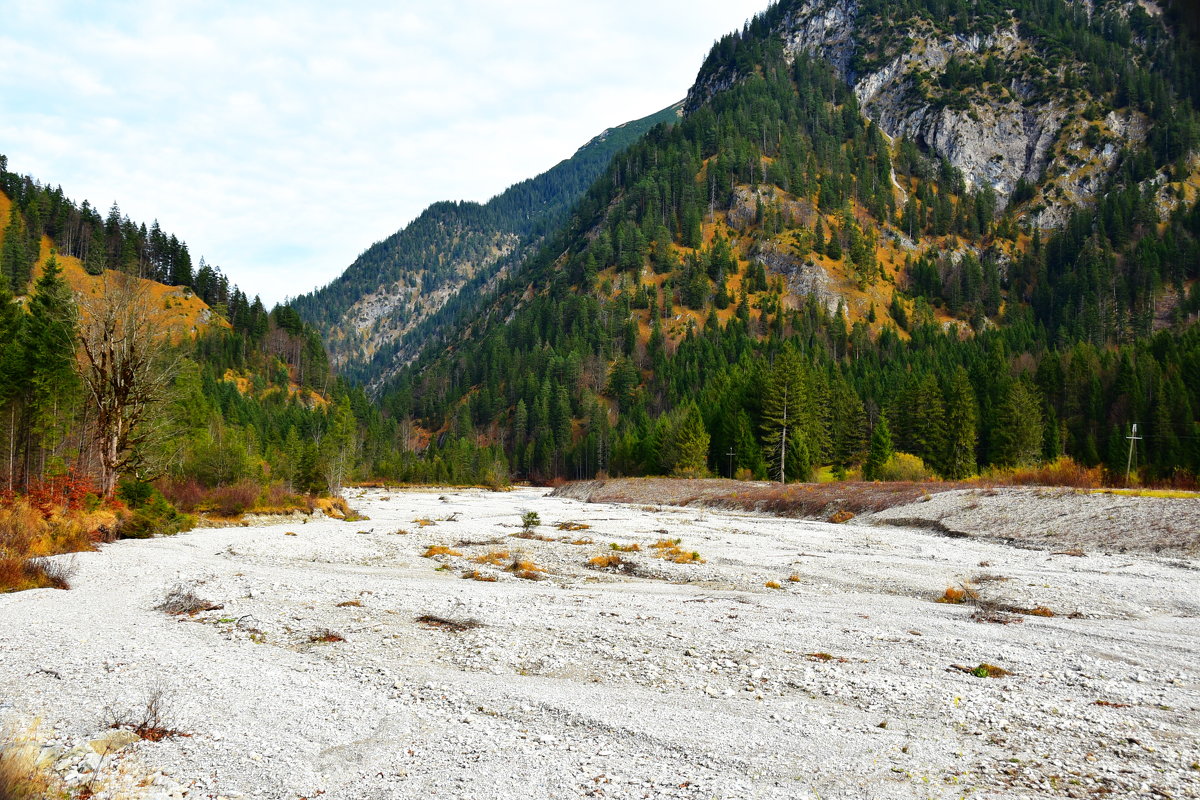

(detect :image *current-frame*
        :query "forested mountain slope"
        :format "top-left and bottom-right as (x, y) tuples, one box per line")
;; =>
(290, 104), (682, 387)
(0, 157), (356, 503)
(360, 0), (1200, 487)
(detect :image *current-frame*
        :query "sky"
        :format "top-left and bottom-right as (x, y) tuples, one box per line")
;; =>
(0, 0), (766, 304)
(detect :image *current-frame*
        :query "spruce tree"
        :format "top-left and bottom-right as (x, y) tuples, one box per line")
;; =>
(864, 415), (894, 481)
(942, 367), (978, 479)
(20, 255), (80, 479)
(990, 381), (1044, 467)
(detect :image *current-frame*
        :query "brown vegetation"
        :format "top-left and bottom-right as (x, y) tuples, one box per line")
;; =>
(415, 614), (481, 632)
(508, 558), (546, 581)
(423, 545), (461, 558)
(462, 570), (498, 582)
(1, 493), (105, 593)
(104, 685), (187, 741)
(156, 584), (220, 616)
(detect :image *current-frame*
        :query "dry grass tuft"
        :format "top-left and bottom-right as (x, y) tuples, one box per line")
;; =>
(507, 558), (546, 581)
(336, 599), (363, 608)
(650, 538), (705, 564)
(788, 574), (802, 583)
(556, 521), (590, 531)
(610, 542), (641, 552)
(936, 583), (979, 604)
(309, 628), (345, 644)
(1093, 700), (1131, 709)
(0, 723), (63, 800)
(587, 553), (641, 576)
(423, 545), (461, 558)
(565, 537), (594, 546)
(828, 510), (855, 524)
(414, 518), (436, 527)
(462, 570), (498, 582)
(764, 580), (783, 590)
(805, 652), (849, 663)
(470, 550), (510, 566)
(156, 584), (220, 616)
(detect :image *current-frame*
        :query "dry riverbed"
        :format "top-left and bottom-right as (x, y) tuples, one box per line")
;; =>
(1, 487), (1198, 799)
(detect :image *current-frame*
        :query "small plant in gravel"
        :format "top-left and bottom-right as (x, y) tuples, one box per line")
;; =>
(788, 574), (802, 583)
(414, 518), (436, 527)
(951, 663), (1011, 678)
(309, 629), (345, 644)
(423, 545), (461, 558)
(556, 521), (590, 531)
(519, 511), (540, 533)
(764, 580), (783, 590)
(565, 537), (594, 545)
(336, 599), (363, 608)
(156, 584), (221, 616)
(104, 684), (186, 741)
(610, 542), (641, 552)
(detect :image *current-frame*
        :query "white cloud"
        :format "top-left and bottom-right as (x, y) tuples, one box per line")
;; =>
(0, 0), (766, 303)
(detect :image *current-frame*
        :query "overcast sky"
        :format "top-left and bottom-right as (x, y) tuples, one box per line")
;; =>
(0, 1), (766, 304)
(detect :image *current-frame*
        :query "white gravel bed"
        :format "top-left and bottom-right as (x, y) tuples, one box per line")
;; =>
(1, 487), (1198, 799)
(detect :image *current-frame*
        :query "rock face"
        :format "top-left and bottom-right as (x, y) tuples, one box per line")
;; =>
(687, 0), (1154, 219)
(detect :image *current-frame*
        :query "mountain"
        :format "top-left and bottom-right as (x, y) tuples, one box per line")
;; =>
(355, 0), (1200, 487)
(290, 103), (683, 387)
(686, 0), (1200, 225)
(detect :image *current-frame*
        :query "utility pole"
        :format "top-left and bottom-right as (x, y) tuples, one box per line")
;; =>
(727, 447), (736, 480)
(1125, 423), (1142, 485)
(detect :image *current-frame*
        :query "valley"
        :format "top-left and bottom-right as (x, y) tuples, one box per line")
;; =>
(2, 488), (1197, 799)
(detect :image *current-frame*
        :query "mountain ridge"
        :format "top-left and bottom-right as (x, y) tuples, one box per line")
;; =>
(291, 103), (684, 388)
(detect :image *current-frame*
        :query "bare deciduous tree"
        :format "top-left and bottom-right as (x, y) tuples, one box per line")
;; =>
(77, 275), (178, 497)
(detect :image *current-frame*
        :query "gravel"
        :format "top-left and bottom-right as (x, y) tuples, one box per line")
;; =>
(1, 487), (1198, 799)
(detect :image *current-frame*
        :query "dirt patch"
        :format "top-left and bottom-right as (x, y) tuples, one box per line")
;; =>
(552, 478), (965, 518)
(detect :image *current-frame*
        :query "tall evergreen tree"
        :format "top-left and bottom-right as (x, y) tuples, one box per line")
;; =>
(864, 415), (894, 481)
(942, 367), (978, 479)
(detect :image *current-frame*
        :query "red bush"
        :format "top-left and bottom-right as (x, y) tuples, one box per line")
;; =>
(158, 478), (205, 512)
(209, 480), (261, 516)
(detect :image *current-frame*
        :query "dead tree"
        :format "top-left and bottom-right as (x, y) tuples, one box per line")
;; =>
(77, 275), (178, 497)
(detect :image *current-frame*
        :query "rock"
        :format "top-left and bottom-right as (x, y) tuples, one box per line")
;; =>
(89, 729), (141, 755)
